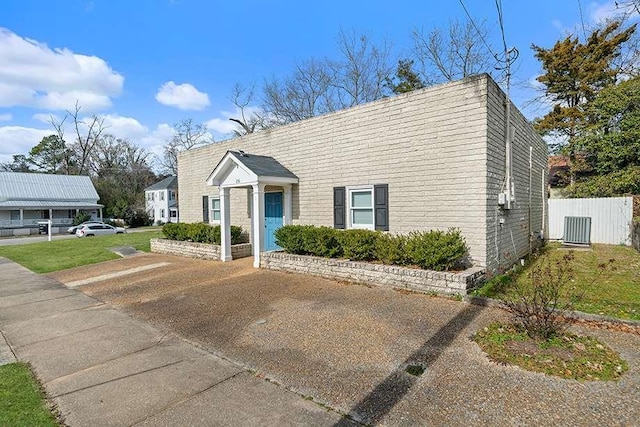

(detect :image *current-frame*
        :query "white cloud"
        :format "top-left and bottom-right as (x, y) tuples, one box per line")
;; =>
(100, 114), (149, 138)
(206, 106), (264, 138)
(0, 113), (11, 121)
(0, 126), (51, 163)
(0, 28), (123, 111)
(155, 81), (210, 111)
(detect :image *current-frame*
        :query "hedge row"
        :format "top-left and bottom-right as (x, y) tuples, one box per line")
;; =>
(162, 222), (244, 245)
(274, 225), (468, 271)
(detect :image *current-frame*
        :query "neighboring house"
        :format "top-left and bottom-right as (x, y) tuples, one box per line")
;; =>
(145, 176), (178, 224)
(178, 74), (548, 272)
(0, 172), (103, 235)
(548, 155), (570, 198)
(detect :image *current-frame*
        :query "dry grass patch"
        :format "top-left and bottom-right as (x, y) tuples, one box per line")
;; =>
(475, 322), (628, 381)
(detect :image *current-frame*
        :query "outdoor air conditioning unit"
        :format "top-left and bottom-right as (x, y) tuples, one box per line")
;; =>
(563, 216), (591, 245)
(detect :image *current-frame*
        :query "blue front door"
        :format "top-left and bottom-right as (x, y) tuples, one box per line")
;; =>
(264, 192), (283, 251)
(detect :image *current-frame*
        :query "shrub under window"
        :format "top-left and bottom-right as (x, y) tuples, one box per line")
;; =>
(275, 225), (468, 271)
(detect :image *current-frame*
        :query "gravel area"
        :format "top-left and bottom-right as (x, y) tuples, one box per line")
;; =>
(49, 254), (640, 426)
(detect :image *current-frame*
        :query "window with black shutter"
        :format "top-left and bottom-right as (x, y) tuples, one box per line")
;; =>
(374, 184), (389, 231)
(333, 187), (346, 229)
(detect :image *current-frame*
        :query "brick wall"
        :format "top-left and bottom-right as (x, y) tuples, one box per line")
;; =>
(485, 78), (548, 271)
(150, 238), (252, 260)
(177, 74), (546, 272)
(261, 252), (485, 295)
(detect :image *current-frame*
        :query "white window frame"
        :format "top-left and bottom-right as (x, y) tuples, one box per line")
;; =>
(169, 190), (176, 201)
(160, 191), (165, 201)
(151, 192), (155, 201)
(347, 185), (374, 230)
(210, 197), (221, 223)
(160, 208), (165, 218)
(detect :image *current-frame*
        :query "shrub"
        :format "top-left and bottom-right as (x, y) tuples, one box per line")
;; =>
(125, 209), (152, 227)
(275, 225), (313, 254)
(505, 252), (579, 340)
(72, 211), (91, 226)
(375, 233), (409, 265)
(339, 229), (380, 261)
(188, 223), (213, 243)
(404, 228), (468, 271)
(162, 223), (244, 245)
(275, 225), (468, 271)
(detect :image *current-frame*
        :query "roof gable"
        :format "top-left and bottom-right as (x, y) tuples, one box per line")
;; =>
(206, 151), (298, 187)
(0, 172), (100, 202)
(145, 176), (178, 191)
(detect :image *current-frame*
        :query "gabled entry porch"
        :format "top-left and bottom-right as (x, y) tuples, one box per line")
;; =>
(206, 151), (298, 268)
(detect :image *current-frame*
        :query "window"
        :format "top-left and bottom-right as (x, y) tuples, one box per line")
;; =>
(170, 209), (177, 218)
(160, 191), (165, 201)
(169, 191), (176, 201)
(10, 210), (20, 221)
(210, 198), (221, 222)
(151, 192), (155, 201)
(348, 187), (374, 230)
(334, 184), (388, 231)
(160, 209), (165, 218)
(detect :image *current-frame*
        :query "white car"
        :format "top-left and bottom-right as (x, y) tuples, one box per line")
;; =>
(67, 220), (105, 234)
(75, 223), (127, 237)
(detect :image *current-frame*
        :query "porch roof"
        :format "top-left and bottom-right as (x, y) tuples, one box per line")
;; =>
(0, 200), (104, 209)
(206, 150), (298, 187)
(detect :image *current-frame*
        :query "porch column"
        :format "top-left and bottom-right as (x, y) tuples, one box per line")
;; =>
(283, 184), (293, 225)
(19, 209), (23, 227)
(220, 187), (232, 262)
(99, 208), (103, 221)
(252, 183), (266, 268)
(49, 209), (52, 221)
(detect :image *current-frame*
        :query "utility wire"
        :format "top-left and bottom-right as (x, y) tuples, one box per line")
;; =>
(458, 0), (501, 62)
(577, 0), (588, 40)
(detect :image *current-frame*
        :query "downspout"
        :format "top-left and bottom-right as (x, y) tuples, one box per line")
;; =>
(528, 146), (533, 256)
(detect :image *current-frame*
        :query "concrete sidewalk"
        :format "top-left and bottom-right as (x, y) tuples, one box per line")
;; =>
(0, 257), (346, 426)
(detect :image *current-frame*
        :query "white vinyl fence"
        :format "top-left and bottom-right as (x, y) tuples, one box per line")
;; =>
(548, 197), (634, 245)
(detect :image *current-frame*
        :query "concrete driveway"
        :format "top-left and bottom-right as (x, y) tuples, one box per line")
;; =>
(49, 253), (640, 426)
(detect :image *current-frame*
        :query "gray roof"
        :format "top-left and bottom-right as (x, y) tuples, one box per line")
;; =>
(229, 151), (298, 179)
(145, 176), (178, 191)
(0, 172), (100, 203)
(0, 200), (103, 209)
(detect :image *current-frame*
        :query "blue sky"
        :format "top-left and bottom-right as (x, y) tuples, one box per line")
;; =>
(0, 0), (633, 167)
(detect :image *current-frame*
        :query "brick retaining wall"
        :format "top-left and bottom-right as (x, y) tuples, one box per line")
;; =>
(260, 252), (485, 295)
(150, 238), (252, 260)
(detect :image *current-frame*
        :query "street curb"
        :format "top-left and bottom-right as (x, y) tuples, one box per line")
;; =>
(464, 295), (640, 329)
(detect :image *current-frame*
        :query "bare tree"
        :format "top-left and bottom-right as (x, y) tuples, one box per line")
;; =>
(411, 19), (496, 85)
(160, 119), (212, 175)
(228, 83), (268, 136)
(263, 58), (336, 124)
(329, 28), (394, 107)
(261, 29), (393, 125)
(50, 102), (107, 176)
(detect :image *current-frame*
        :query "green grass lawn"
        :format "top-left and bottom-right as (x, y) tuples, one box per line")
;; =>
(0, 362), (58, 426)
(0, 231), (163, 274)
(474, 244), (640, 321)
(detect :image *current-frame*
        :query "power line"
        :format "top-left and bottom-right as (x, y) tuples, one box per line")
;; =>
(458, 0), (501, 61)
(577, 0), (588, 40)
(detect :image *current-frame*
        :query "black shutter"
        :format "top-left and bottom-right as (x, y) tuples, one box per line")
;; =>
(333, 187), (346, 229)
(202, 195), (209, 222)
(374, 184), (389, 231)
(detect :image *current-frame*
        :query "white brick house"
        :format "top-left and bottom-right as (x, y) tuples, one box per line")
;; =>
(145, 176), (178, 224)
(177, 74), (548, 272)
